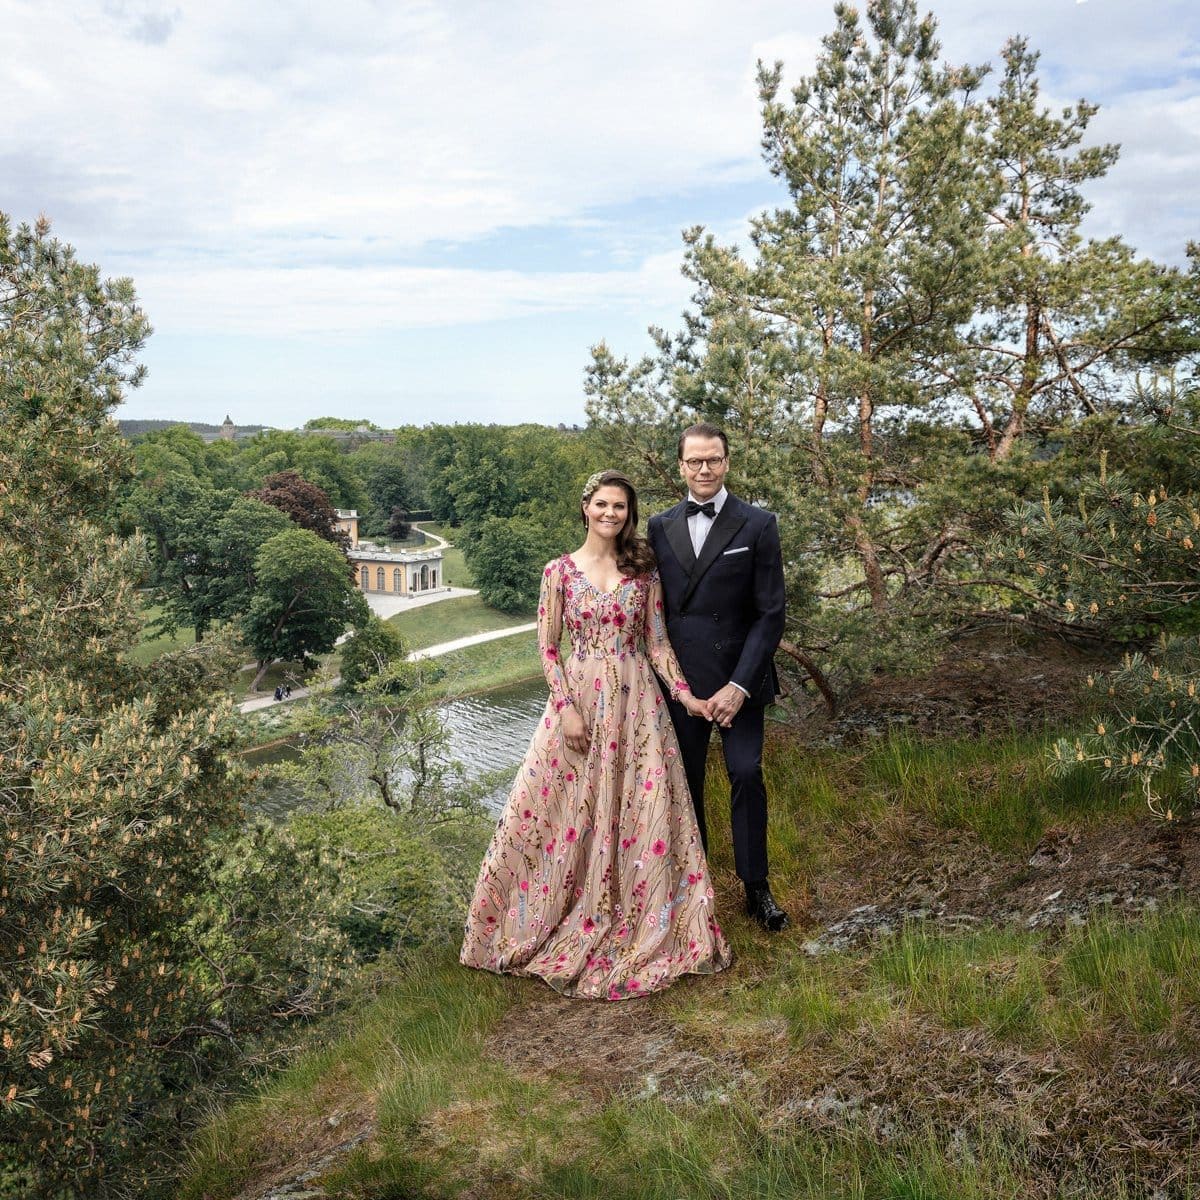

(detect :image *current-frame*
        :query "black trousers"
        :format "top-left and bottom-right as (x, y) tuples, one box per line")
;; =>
(667, 697), (768, 885)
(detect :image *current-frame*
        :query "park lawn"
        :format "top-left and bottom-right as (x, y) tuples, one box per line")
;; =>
(180, 729), (1198, 1200)
(128, 601), (196, 664)
(228, 649), (341, 699)
(420, 629), (542, 701)
(413, 522), (472, 587)
(227, 660), (307, 699)
(387, 593), (532, 651)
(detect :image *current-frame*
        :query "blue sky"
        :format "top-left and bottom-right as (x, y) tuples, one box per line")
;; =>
(2, 0), (1198, 429)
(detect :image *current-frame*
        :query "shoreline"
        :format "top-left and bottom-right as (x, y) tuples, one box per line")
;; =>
(237, 651), (545, 755)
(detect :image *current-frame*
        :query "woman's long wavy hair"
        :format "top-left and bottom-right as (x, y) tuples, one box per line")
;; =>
(580, 469), (657, 578)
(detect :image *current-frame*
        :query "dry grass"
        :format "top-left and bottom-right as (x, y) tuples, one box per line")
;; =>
(182, 731), (1200, 1200)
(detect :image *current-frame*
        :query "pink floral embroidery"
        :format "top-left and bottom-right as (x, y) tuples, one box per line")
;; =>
(458, 558), (731, 998)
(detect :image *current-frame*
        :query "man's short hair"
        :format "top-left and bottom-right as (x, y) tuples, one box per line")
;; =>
(677, 422), (729, 460)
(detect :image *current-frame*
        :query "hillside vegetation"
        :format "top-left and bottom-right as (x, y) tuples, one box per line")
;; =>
(182, 698), (1200, 1200)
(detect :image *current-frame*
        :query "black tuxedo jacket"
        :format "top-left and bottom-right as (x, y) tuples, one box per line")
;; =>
(647, 493), (786, 707)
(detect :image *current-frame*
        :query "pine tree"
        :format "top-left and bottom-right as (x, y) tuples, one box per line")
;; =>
(585, 3), (1196, 702)
(1, 216), (348, 1196)
(995, 440), (1200, 817)
(0, 216), (251, 1192)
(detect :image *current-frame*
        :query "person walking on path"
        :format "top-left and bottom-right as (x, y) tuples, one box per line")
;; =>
(647, 423), (789, 932)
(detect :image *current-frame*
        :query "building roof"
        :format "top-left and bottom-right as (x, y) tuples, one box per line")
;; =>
(348, 546), (443, 564)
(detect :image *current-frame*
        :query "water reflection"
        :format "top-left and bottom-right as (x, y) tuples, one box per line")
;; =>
(439, 678), (547, 784)
(248, 676), (548, 818)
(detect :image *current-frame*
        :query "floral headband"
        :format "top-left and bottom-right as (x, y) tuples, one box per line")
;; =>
(581, 471), (607, 503)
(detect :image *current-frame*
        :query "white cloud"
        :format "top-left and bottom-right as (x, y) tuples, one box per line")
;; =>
(2, 0), (1197, 424)
(132, 248), (692, 336)
(6, 1), (1196, 268)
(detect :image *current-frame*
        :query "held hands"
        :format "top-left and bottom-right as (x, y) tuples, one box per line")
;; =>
(680, 693), (715, 722)
(707, 683), (746, 729)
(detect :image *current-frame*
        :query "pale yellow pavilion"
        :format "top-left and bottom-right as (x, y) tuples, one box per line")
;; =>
(336, 510), (445, 596)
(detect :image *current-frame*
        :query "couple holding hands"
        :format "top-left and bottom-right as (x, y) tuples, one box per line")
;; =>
(460, 423), (787, 1000)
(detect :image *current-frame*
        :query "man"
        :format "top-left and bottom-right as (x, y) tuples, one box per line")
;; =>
(647, 422), (789, 931)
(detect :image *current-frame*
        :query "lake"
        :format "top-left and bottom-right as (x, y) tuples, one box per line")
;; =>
(250, 676), (548, 818)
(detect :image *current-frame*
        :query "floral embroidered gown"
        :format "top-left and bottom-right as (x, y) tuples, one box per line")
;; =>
(460, 554), (732, 999)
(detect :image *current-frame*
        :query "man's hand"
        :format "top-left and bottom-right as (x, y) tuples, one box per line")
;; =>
(681, 693), (714, 722)
(561, 706), (591, 754)
(709, 683), (746, 728)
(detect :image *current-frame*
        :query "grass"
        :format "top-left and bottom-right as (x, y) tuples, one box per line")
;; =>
(127, 600), (196, 664)
(387, 593), (531, 651)
(184, 910), (1200, 1198)
(668, 725), (1130, 916)
(179, 954), (517, 1200)
(413, 521), (472, 587)
(420, 630), (542, 701)
(181, 724), (1198, 1200)
(846, 727), (1128, 852)
(1060, 906), (1200, 1036)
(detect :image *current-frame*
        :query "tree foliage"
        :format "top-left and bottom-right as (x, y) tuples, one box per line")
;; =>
(248, 468), (352, 552)
(347, 438), (418, 536)
(997, 429), (1200, 816)
(267, 665), (491, 958)
(339, 615), (408, 694)
(244, 528), (370, 681)
(0, 216), (354, 1195)
(585, 0), (1197, 703)
(468, 515), (560, 615)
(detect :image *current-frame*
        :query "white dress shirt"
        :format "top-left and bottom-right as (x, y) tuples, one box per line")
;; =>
(685, 487), (748, 699)
(687, 486), (727, 557)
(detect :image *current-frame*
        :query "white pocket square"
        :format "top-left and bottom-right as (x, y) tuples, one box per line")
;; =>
(722, 546), (750, 556)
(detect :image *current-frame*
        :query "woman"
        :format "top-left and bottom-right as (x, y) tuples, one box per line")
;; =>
(460, 470), (732, 999)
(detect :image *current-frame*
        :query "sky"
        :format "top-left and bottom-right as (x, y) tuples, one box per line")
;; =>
(3, 0), (1198, 430)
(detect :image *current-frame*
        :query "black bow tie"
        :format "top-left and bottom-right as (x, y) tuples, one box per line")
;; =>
(685, 500), (716, 518)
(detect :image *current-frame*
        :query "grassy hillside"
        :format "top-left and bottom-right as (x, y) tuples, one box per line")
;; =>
(414, 521), (472, 588)
(181, 729), (1199, 1200)
(387, 593), (531, 651)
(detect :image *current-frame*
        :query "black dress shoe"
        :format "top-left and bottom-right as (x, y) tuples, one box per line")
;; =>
(745, 882), (789, 932)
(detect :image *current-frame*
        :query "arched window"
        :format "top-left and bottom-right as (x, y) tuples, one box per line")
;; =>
(359, 566), (369, 590)
(393, 568), (403, 592)
(420, 565), (429, 591)
(377, 566), (385, 590)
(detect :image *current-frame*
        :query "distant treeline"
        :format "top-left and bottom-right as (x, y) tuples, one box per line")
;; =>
(119, 418), (268, 437)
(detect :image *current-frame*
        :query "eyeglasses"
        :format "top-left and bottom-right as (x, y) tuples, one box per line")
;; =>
(681, 456), (727, 471)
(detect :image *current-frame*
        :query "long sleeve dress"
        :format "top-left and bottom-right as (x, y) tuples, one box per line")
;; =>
(460, 554), (732, 999)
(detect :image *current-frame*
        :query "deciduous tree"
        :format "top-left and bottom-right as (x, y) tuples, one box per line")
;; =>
(248, 468), (352, 552)
(244, 527), (370, 687)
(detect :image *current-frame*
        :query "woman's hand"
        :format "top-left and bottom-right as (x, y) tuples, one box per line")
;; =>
(680, 693), (713, 722)
(561, 705), (591, 754)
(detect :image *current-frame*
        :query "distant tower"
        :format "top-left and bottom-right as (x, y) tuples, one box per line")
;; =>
(220, 414), (236, 441)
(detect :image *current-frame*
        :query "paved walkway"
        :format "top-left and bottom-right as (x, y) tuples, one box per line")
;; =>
(237, 620), (537, 714)
(365, 585), (476, 620)
(406, 622), (537, 661)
